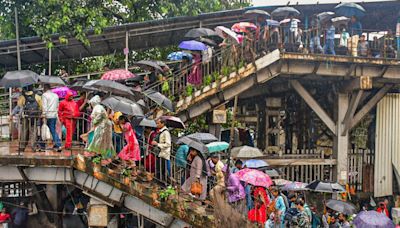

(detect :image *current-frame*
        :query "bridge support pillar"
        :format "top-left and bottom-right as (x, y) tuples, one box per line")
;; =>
(333, 93), (349, 185)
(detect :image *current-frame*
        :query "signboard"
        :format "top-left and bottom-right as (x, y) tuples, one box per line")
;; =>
(88, 204), (108, 227)
(212, 110), (227, 124)
(360, 76), (372, 90)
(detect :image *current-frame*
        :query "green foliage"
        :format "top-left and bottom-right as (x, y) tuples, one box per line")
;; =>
(204, 75), (213, 86)
(0, 0), (249, 46)
(121, 168), (132, 177)
(92, 156), (101, 164)
(221, 66), (230, 76)
(183, 114), (208, 134)
(186, 84), (194, 97)
(159, 186), (176, 200)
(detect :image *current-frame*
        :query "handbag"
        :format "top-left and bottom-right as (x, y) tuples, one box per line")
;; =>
(41, 123), (52, 141)
(190, 180), (203, 196)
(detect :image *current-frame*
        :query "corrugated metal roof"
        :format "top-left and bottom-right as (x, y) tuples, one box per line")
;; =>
(374, 93), (400, 197)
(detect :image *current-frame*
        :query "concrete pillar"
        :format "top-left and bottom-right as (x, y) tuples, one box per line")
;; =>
(333, 93), (349, 184)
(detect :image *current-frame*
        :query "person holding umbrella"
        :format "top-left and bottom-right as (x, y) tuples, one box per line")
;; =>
(181, 147), (208, 200)
(266, 187), (287, 228)
(348, 16), (363, 56)
(309, 15), (324, 54)
(324, 20), (336, 55)
(151, 118), (171, 183)
(15, 85), (45, 152)
(42, 84), (61, 152)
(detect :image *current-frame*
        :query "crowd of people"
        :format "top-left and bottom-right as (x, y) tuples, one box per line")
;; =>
(4, 3), (400, 228)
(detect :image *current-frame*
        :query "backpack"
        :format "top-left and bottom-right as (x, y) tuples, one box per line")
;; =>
(24, 93), (39, 116)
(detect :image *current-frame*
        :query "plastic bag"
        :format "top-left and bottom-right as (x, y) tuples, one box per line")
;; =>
(41, 123), (52, 141)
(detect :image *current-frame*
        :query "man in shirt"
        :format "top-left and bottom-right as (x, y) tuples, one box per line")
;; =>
(152, 118), (171, 183)
(309, 15), (323, 54)
(15, 85), (44, 152)
(348, 16), (363, 56)
(324, 21), (336, 55)
(357, 35), (369, 57)
(42, 84), (61, 151)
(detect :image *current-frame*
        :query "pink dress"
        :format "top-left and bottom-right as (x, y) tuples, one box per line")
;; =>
(187, 53), (202, 85)
(118, 122), (140, 161)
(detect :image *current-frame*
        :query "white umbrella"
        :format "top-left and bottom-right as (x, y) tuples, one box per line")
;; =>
(230, 145), (264, 159)
(215, 26), (239, 44)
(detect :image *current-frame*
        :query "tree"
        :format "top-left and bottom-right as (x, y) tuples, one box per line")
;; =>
(0, 0), (249, 47)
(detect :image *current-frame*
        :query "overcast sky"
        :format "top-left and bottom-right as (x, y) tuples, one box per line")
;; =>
(252, 0), (391, 6)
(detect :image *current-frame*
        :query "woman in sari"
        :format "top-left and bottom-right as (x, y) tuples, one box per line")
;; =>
(118, 115), (140, 175)
(182, 148), (208, 200)
(220, 32), (237, 68)
(187, 51), (202, 86)
(87, 95), (115, 163)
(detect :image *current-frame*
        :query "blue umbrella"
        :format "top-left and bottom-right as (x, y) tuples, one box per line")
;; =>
(244, 159), (269, 169)
(167, 51), (193, 61)
(266, 19), (280, 27)
(178, 40), (207, 51)
(206, 141), (229, 153)
(335, 2), (366, 18)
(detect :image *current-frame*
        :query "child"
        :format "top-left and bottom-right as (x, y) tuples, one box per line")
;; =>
(118, 115), (140, 176)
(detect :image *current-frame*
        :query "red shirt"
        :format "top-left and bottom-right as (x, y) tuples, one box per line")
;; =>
(0, 213), (10, 222)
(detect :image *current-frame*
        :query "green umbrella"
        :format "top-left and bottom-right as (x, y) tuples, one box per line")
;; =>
(206, 141), (229, 153)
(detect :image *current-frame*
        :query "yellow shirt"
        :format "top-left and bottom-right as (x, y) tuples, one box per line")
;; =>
(112, 111), (122, 133)
(17, 91), (42, 110)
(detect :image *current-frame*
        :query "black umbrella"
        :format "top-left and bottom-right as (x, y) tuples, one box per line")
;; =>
(244, 9), (271, 19)
(196, 37), (217, 46)
(0, 70), (39, 88)
(317, 12), (335, 24)
(69, 79), (88, 91)
(178, 132), (218, 144)
(133, 60), (163, 72)
(83, 80), (136, 99)
(271, 7), (300, 18)
(101, 96), (144, 116)
(132, 116), (157, 128)
(160, 116), (185, 129)
(38, 75), (66, 86)
(143, 89), (174, 112)
(326, 199), (356, 215)
(185, 28), (217, 38)
(305, 180), (346, 193)
(177, 136), (208, 154)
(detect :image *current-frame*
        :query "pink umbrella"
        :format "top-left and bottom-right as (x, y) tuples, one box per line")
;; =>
(51, 86), (77, 98)
(101, 69), (136, 81)
(231, 22), (257, 33)
(233, 168), (273, 188)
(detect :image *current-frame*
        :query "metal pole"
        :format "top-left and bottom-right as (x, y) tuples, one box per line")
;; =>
(125, 31), (129, 70)
(396, 17), (400, 59)
(226, 95), (238, 177)
(48, 47), (52, 75)
(15, 7), (21, 71)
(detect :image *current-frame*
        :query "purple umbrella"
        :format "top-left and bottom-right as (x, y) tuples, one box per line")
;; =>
(51, 86), (77, 98)
(353, 211), (394, 228)
(178, 40), (207, 51)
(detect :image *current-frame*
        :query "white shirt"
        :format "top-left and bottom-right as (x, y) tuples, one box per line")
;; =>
(42, 90), (59, 118)
(157, 126), (171, 160)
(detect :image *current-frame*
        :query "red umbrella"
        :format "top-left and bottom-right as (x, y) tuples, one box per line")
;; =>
(101, 69), (136, 81)
(160, 116), (185, 129)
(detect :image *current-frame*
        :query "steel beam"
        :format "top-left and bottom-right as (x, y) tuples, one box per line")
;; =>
(350, 84), (394, 129)
(290, 80), (336, 135)
(342, 90), (363, 136)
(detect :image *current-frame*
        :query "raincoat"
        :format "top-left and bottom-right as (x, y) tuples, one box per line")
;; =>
(118, 122), (140, 162)
(226, 173), (246, 203)
(58, 91), (79, 148)
(87, 96), (115, 158)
